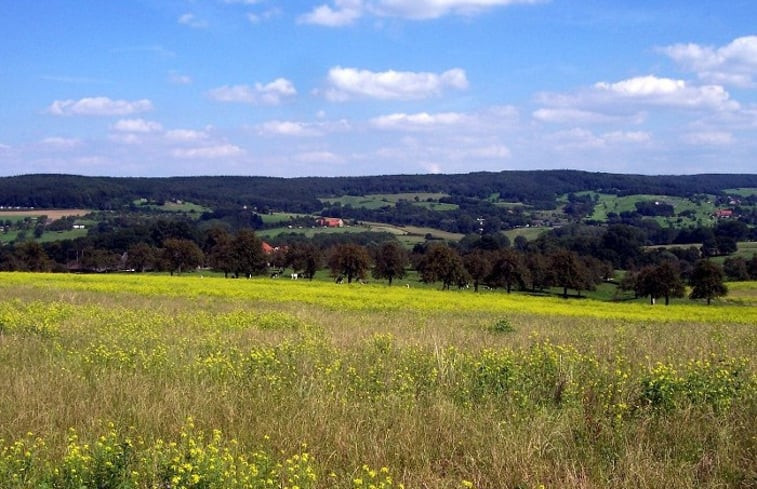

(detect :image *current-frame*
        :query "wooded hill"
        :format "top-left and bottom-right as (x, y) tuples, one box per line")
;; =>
(2, 171), (756, 212)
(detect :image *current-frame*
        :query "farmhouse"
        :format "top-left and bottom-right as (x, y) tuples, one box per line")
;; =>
(714, 209), (733, 219)
(316, 217), (344, 228)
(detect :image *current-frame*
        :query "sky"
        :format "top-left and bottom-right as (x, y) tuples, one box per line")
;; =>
(1, 0), (756, 178)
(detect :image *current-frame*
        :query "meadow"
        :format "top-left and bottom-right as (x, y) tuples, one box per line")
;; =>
(0, 273), (755, 488)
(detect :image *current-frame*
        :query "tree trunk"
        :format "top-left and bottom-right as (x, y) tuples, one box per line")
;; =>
(563, 286), (568, 298)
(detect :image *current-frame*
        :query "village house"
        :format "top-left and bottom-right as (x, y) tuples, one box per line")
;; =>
(316, 217), (344, 228)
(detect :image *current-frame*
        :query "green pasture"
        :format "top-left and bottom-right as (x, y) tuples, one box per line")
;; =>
(320, 192), (453, 211)
(588, 193), (719, 225)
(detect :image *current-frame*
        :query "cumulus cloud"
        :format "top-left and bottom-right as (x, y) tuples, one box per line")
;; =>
(172, 144), (244, 159)
(593, 75), (738, 110)
(294, 151), (344, 164)
(324, 67), (468, 101)
(371, 111), (467, 130)
(533, 107), (642, 124)
(178, 13), (208, 28)
(661, 36), (757, 87)
(535, 75), (739, 125)
(257, 120), (322, 137)
(164, 129), (209, 142)
(48, 97), (153, 116)
(40, 137), (81, 148)
(299, 0), (541, 25)
(168, 72), (192, 85)
(112, 118), (163, 133)
(548, 128), (652, 150)
(682, 131), (734, 146)
(208, 78), (296, 105)
(298, 0), (362, 26)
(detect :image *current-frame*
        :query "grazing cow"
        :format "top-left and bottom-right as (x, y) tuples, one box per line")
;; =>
(335, 276), (344, 284)
(291, 272), (298, 280)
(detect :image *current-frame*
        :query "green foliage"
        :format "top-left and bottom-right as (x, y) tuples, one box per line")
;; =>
(491, 318), (515, 333)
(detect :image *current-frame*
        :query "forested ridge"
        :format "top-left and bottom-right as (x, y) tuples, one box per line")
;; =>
(2, 171), (756, 211)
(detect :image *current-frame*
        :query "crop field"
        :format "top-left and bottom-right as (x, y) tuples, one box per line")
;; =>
(0, 209), (92, 220)
(0, 273), (755, 488)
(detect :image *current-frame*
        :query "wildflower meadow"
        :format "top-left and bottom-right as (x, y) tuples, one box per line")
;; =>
(0, 273), (755, 488)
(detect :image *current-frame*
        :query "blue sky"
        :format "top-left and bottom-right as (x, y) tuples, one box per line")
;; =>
(1, 0), (756, 177)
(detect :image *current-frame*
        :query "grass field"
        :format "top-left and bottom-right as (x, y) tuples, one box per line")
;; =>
(0, 273), (755, 488)
(320, 193), (454, 211)
(588, 193), (719, 225)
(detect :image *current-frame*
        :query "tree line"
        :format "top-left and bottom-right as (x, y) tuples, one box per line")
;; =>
(2, 222), (743, 305)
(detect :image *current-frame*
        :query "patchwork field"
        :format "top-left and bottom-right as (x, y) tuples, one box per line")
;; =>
(0, 273), (755, 488)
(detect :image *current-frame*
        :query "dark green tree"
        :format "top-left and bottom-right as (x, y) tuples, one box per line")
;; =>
(636, 261), (685, 305)
(488, 249), (528, 294)
(417, 243), (469, 290)
(232, 229), (267, 278)
(689, 260), (727, 305)
(548, 249), (591, 298)
(463, 249), (493, 292)
(286, 243), (321, 280)
(13, 241), (53, 272)
(162, 238), (204, 275)
(126, 242), (156, 272)
(328, 243), (372, 283)
(372, 241), (408, 285)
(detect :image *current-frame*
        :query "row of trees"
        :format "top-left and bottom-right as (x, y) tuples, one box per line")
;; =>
(621, 259), (729, 305)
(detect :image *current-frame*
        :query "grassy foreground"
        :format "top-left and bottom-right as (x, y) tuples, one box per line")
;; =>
(0, 273), (755, 489)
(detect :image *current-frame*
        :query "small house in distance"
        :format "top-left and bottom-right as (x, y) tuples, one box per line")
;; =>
(316, 217), (344, 228)
(714, 209), (733, 219)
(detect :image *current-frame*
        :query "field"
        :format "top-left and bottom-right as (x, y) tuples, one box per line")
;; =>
(587, 194), (718, 225)
(0, 273), (755, 489)
(0, 209), (91, 220)
(320, 193), (455, 211)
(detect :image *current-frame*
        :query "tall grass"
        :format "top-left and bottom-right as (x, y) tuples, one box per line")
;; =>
(0, 273), (755, 488)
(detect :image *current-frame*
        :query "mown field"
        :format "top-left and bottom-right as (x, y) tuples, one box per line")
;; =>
(0, 273), (755, 489)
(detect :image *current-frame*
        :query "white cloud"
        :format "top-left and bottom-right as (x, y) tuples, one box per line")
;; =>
(548, 128), (651, 150)
(294, 151), (344, 164)
(324, 66), (468, 101)
(371, 111), (467, 130)
(298, 0), (541, 25)
(113, 118), (163, 133)
(533, 107), (642, 124)
(164, 129), (209, 142)
(48, 97), (153, 116)
(208, 78), (296, 105)
(108, 133), (142, 145)
(298, 0), (362, 26)
(661, 36), (757, 87)
(168, 72), (192, 85)
(178, 13), (208, 28)
(172, 144), (244, 159)
(0, 143), (10, 151)
(40, 137), (81, 148)
(602, 131), (651, 143)
(535, 75), (739, 124)
(372, 0), (543, 19)
(682, 131), (734, 146)
(593, 75), (737, 110)
(257, 120), (322, 137)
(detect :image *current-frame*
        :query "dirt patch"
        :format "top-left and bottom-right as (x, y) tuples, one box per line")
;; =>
(0, 209), (92, 220)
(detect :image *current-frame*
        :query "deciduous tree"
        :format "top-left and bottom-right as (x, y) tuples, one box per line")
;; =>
(328, 243), (372, 283)
(689, 260), (727, 305)
(372, 241), (408, 285)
